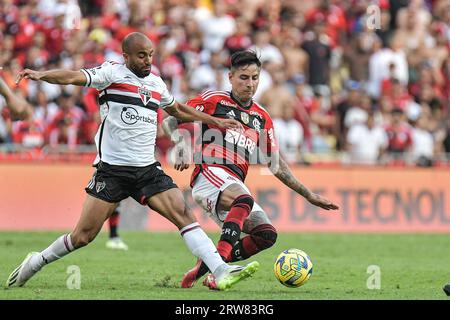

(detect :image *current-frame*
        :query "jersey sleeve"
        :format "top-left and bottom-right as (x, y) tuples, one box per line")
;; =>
(263, 114), (279, 155)
(158, 77), (176, 108)
(256, 112), (279, 165)
(80, 61), (115, 90)
(185, 94), (216, 115)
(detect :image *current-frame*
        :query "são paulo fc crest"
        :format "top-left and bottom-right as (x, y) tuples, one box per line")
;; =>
(138, 86), (152, 106)
(96, 181), (106, 193)
(241, 112), (249, 124)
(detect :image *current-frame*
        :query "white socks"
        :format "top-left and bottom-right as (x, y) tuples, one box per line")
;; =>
(27, 227), (228, 278)
(29, 234), (74, 271)
(180, 222), (227, 275)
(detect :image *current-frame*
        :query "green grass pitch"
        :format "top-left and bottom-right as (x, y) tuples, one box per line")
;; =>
(0, 231), (449, 300)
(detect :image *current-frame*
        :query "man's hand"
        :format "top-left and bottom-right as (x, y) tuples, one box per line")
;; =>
(306, 193), (339, 211)
(214, 118), (243, 131)
(15, 69), (42, 84)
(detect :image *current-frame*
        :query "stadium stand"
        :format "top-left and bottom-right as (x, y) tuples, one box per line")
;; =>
(0, 0), (449, 167)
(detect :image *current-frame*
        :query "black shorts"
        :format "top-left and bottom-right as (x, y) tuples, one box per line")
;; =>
(85, 161), (178, 204)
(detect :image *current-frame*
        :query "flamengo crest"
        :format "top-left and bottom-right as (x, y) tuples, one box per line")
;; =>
(138, 86), (152, 106)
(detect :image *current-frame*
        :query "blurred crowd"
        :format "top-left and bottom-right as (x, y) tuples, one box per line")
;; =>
(0, 0), (449, 166)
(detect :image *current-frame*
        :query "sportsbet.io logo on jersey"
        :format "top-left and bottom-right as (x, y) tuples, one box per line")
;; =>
(121, 107), (157, 125)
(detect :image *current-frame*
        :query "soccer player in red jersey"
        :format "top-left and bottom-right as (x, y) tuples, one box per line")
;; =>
(162, 50), (339, 289)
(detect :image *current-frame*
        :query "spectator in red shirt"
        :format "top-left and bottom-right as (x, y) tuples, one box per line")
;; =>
(302, 20), (332, 88)
(12, 119), (45, 149)
(11, 5), (38, 57)
(42, 9), (72, 60)
(292, 74), (316, 152)
(389, 79), (413, 112)
(80, 88), (101, 145)
(48, 92), (85, 149)
(305, 0), (347, 48)
(384, 107), (413, 159)
(224, 17), (252, 56)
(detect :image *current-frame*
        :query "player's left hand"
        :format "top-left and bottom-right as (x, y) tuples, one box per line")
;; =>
(306, 193), (339, 211)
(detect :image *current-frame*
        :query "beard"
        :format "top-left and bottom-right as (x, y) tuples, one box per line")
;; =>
(130, 64), (151, 78)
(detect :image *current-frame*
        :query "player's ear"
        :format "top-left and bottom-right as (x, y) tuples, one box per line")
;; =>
(228, 71), (233, 82)
(122, 52), (129, 63)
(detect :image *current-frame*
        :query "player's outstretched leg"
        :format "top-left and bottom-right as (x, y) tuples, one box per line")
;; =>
(228, 223), (277, 261)
(202, 261), (260, 291)
(181, 258), (209, 288)
(6, 195), (116, 288)
(182, 182), (275, 289)
(147, 188), (259, 291)
(183, 194), (255, 288)
(182, 222), (277, 288)
(6, 252), (41, 288)
(6, 233), (77, 288)
(216, 194), (254, 261)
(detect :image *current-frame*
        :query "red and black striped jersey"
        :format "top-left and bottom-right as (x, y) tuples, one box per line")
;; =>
(185, 90), (278, 185)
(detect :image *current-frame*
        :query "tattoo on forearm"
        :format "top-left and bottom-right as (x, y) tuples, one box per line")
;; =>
(274, 158), (311, 199)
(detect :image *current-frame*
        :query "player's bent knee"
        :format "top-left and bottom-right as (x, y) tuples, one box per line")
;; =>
(231, 194), (254, 209)
(251, 224), (278, 250)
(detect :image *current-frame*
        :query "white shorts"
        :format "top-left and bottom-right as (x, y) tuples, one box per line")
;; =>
(191, 166), (270, 232)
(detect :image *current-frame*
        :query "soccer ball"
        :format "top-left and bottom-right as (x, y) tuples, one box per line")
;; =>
(274, 248), (313, 288)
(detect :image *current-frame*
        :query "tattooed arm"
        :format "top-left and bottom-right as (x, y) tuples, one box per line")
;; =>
(268, 152), (339, 210)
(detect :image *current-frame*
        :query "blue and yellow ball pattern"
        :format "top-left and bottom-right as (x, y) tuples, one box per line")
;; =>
(274, 248), (313, 288)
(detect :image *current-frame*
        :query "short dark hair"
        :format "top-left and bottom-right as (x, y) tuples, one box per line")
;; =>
(122, 32), (150, 54)
(230, 50), (261, 71)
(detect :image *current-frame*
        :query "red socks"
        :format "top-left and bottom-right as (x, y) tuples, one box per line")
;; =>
(217, 194), (254, 260)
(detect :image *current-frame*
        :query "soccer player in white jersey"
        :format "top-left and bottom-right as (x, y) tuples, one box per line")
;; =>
(6, 32), (259, 291)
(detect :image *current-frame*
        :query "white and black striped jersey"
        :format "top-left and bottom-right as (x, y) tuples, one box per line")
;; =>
(80, 61), (175, 166)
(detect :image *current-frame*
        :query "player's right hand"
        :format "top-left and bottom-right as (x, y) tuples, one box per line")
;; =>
(15, 69), (42, 84)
